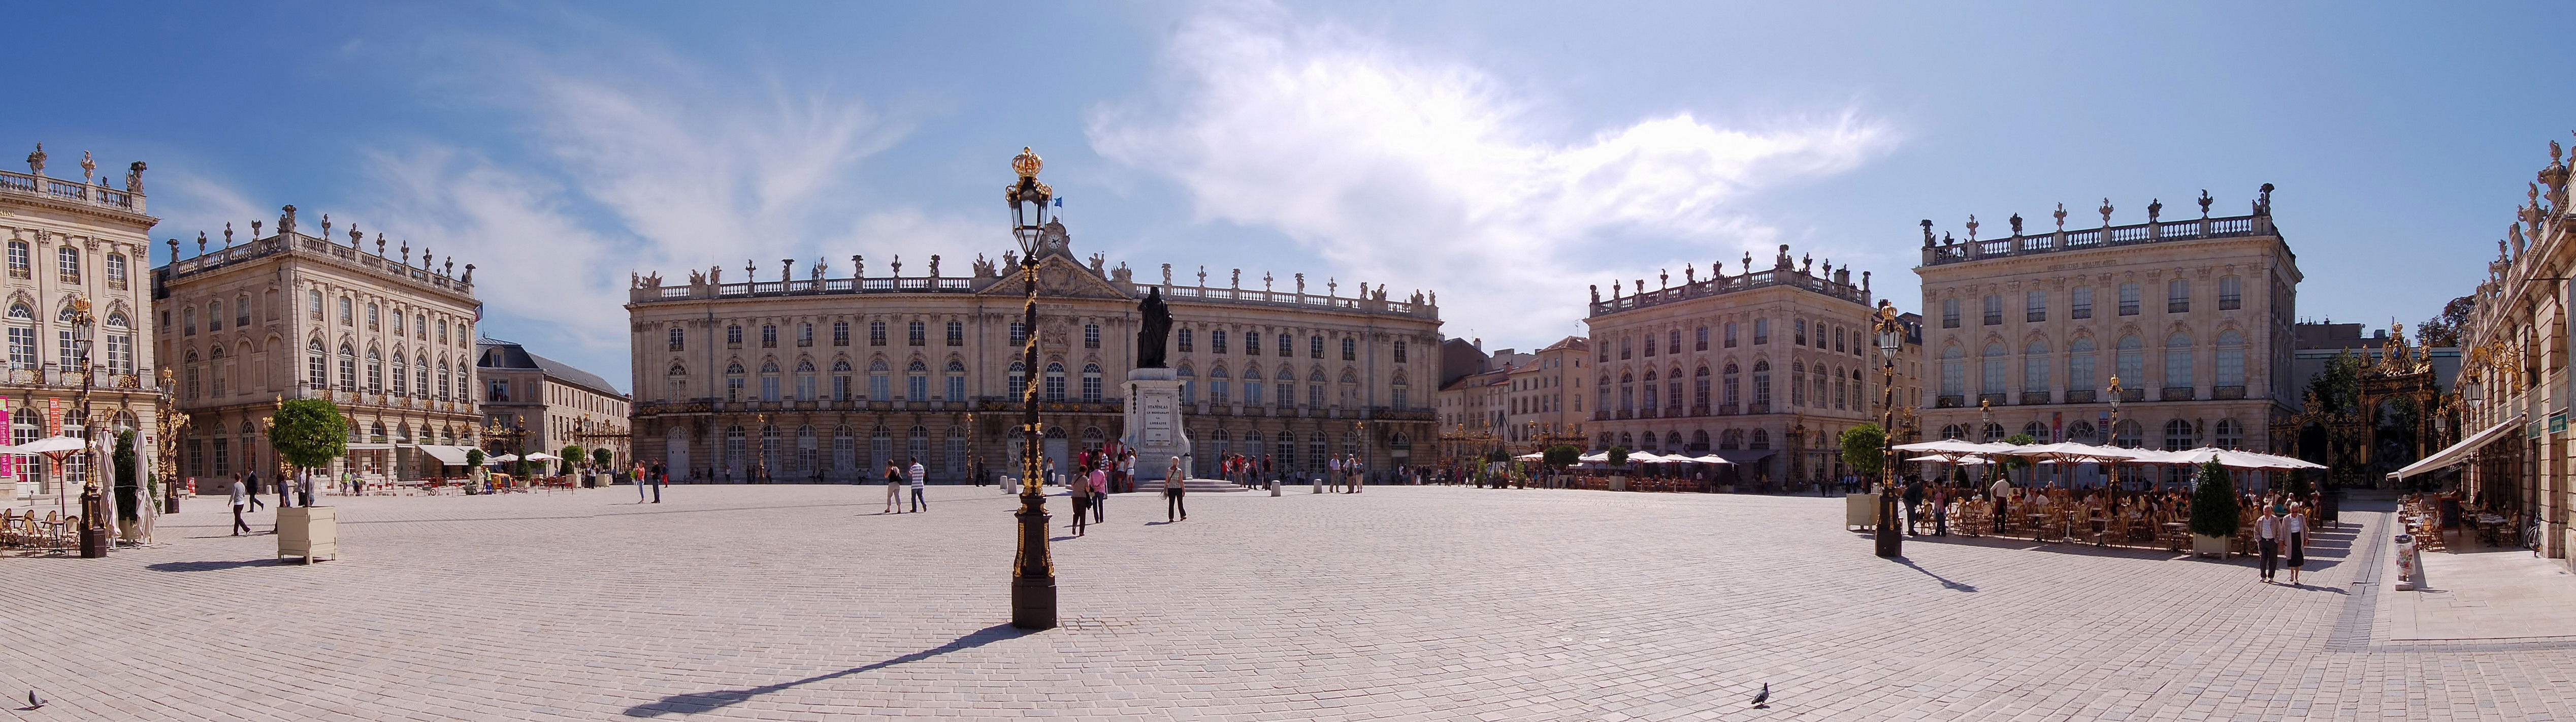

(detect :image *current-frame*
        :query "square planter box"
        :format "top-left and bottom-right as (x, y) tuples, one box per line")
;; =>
(2191, 533), (2229, 558)
(278, 506), (338, 564)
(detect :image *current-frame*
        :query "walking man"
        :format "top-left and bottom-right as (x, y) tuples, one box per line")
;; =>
(648, 460), (665, 503)
(2256, 505), (2282, 582)
(1165, 455), (1187, 522)
(908, 457), (928, 513)
(229, 476), (251, 536)
(244, 472), (265, 511)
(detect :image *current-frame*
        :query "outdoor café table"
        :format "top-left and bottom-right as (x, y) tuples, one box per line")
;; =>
(2163, 522), (2190, 551)
(2477, 514), (2510, 546)
(2031, 514), (2057, 542)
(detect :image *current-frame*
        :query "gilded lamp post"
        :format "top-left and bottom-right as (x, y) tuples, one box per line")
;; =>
(1871, 300), (1904, 558)
(1005, 147), (1058, 630)
(71, 297), (109, 557)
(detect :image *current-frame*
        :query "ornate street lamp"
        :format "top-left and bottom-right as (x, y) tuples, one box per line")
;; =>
(1872, 300), (1904, 558)
(2106, 374), (2124, 492)
(1005, 147), (1057, 630)
(68, 297), (109, 557)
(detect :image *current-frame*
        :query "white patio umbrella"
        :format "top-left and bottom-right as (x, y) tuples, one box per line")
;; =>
(523, 452), (561, 461)
(1685, 454), (1736, 465)
(491, 453), (520, 462)
(11, 435), (87, 454)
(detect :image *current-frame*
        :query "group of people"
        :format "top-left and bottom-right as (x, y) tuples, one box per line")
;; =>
(628, 461), (669, 504)
(222, 470), (317, 536)
(882, 458), (928, 513)
(1886, 472), (2320, 584)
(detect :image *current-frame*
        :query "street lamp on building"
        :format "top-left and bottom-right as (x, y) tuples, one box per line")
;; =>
(1005, 147), (1057, 631)
(1872, 300), (1903, 558)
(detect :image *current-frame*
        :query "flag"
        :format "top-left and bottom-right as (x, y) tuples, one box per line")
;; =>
(1053, 197), (1063, 207)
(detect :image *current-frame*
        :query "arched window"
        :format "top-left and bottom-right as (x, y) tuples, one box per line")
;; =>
(1721, 362), (1740, 408)
(2023, 421), (2049, 442)
(2163, 418), (2197, 451)
(2112, 419), (2143, 448)
(1980, 422), (2005, 442)
(795, 358), (818, 401)
(945, 360), (967, 400)
(1939, 345), (1964, 400)
(104, 312), (134, 374)
(1980, 342), (2006, 396)
(2215, 330), (2247, 389)
(2067, 337), (2097, 395)
(2115, 334), (2143, 387)
(438, 358), (453, 399)
(1044, 362), (1067, 400)
(1692, 365), (1712, 411)
(1008, 361), (1029, 400)
(2214, 419), (2243, 449)
(1749, 429), (1770, 449)
(1751, 359), (1772, 409)
(307, 339), (328, 387)
(337, 344), (357, 391)
(1177, 364), (1195, 403)
(1618, 372), (1635, 412)
(1081, 363), (1103, 402)
(2164, 332), (2194, 390)
(901, 359), (927, 400)
(1785, 362), (1801, 407)
(2024, 339), (2050, 395)
(725, 425), (746, 478)
(867, 359), (891, 400)
(1940, 424), (1966, 440)
(365, 349), (383, 392)
(2068, 420), (2097, 444)
(758, 359), (782, 402)
(664, 361), (686, 400)
(415, 355), (431, 396)
(1208, 364), (1230, 404)
(832, 359), (854, 400)
(393, 354), (411, 395)
(1643, 368), (1660, 412)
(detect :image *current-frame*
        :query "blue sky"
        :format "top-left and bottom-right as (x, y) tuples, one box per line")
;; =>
(11, 2), (2570, 392)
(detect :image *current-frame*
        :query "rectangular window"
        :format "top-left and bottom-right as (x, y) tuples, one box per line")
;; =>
(833, 321), (850, 346)
(726, 377), (744, 402)
(761, 375), (781, 402)
(1393, 340), (1407, 363)
(5, 242), (27, 278)
(1212, 330), (1228, 354)
(2218, 276), (2242, 310)
(56, 246), (80, 283)
(797, 324), (813, 347)
(908, 322), (926, 346)
(1342, 338), (1356, 361)
(871, 321), (889, 346)
(1982, 295), (2002, 325)
(2118, 284), (2141, 316)
(1089, 324), (1105, 350)
(1941, 298), (1961, 328)
(106, 254), (127, 289)
(1695, 327), (1708, 351)
(1794, 320), (1807, 346)
(1179, 328), (1193, 353)
(1310, 335), (1323, 358)
(667, 328), (684, 352)
(2025, 291), (2046, 323)
(833, 374), (851, 401)
(949, 322), (965, 347)
(2167, 279), (2190, 313)
(1752, 319), (1769, 344)
(2071, 287), (2093, 320)
(1724, 323), (1738, 348)
(1281, 334), (1295, 357)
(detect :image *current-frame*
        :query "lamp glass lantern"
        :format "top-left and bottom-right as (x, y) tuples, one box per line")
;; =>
(1007, 147), (1052, 259)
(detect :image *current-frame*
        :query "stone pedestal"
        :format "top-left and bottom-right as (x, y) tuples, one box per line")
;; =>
(1123, 368), (1190, 484)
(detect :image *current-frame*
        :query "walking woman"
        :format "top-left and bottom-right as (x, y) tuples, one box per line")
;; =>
(1069, 461), (1093, 536)
(1165, 455), (1187, 522)
(1089, 461), (1108, 523)
(883, 461), (905, 514)
(2284, 503), (2308, 585)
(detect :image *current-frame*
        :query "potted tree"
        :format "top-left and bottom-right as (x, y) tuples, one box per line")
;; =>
(268, 398), (347, 563)
(464, 448), (488, 494)
(1606, 446), (1631, 491)
(1542, 444), (1580, 489)
(2188, 459), (2239, 558)
(1839, 423), (1886, 528)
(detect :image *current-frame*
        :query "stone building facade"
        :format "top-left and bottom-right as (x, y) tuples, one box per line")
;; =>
(476, 338), (630, 468)
(153, 205), (482, 485)
(2455, 141), (2571, 567)
(625, 221), (1442, 482)
(1584, 246), (1919, 487)
(2, 144), (162, 499)
(1914, 191), (2302, 485)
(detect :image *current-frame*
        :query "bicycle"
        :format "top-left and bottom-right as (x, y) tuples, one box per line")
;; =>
(2526, 519), (2546, 557)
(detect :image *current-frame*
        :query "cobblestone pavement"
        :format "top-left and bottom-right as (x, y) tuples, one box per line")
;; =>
(6, 485), (2572, 721)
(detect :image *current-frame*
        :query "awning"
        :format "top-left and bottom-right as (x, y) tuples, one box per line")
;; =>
(416, 445), (475, 465)
(2391, 415), (2524, 480)
(1710, 449), (1777, 464)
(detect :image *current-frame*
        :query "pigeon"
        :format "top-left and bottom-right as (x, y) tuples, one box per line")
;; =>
(1751, 683), (1769, 708)
(26, 690), (44, 709)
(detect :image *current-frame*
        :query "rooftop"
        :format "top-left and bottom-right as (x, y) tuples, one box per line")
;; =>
(1589, 244), (1874, 319)
(1916, 187), (2287, 269)
(154, 205), (475, 300)
(1, 143), (151, 219)
(478, 337), (627, 398)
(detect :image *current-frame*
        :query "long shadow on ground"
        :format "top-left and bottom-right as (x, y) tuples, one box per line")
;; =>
(623, 624), (1028, 717)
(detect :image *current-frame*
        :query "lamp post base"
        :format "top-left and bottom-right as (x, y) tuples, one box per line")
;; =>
(1011, 492), (1057, 631)
(79, 526), (110, 558)
(1875, 491), (1902, 558)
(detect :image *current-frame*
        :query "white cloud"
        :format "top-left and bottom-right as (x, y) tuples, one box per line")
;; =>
(1088, 3), (1894, 347)
(348, 43), (994, 386)
(149, 169), (267, 255)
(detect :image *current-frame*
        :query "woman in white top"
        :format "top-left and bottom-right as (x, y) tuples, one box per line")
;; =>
(2284, 505), (2308, 585)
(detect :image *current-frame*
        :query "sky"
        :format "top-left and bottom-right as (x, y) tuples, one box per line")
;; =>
(10, 2), (2571, 393)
